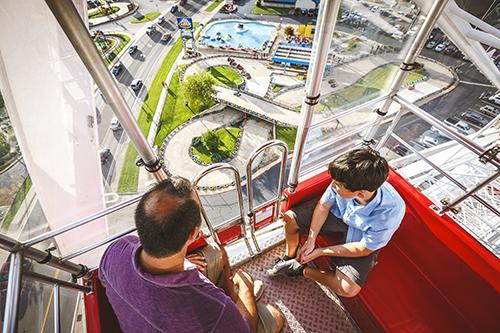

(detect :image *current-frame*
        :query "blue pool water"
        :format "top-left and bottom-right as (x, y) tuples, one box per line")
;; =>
(200, 21), (276, 50)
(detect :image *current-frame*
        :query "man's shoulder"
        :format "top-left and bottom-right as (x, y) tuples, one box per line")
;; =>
(100, 235), (139, 273)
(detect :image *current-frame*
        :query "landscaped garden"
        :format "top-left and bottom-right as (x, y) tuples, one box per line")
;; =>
(88, 6), (119, 19)
(206, 0), (224, 12)
(251, 6), (290, 15)
(191, 126), (242, 164)
(321, 63), (426, 110)
(276, 126), (297, 151)
(207, 66), (244, 89)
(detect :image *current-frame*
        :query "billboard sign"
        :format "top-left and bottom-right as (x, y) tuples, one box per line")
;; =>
(177, 17), (193, 30)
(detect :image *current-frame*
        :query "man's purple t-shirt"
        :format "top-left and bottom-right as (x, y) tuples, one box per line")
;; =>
(99, 236), (250, 333)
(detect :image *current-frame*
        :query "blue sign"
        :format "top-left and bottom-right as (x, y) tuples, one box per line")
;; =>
(177, 17), (193, 30)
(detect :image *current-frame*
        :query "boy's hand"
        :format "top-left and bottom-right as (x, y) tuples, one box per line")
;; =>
(186, 253), (207, 272)
(300, 248), (322, 264)
(297, 239), (316, 262)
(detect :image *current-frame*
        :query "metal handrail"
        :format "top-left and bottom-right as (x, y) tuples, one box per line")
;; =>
(23, 194), (143, 247)
(2, 252), (22, 333)
(310, 93), (390, 130)
(192, 164), (255, 256)
(304, 123), (372, 155)
(23, 271), (89, 292)
(246, 140), (288, 253)
(390, 133), (499, 216)
(394, 95), (500, 169)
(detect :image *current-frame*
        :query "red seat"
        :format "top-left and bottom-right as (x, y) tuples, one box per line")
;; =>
(283, 169), (500, 333)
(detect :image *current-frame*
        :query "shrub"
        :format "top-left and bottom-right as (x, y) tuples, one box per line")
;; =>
(284, 26), (294, 36)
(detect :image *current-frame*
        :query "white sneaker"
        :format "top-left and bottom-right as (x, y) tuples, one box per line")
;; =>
(254, 279), (264, 302)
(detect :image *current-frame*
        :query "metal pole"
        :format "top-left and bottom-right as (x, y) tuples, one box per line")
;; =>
(23, 194), (143, 248)
(394, 95), (500, 168)
(363, 0), (449, 144)
(439, 171), (500, 215)
(2, 252), (23, 333)
(375, 108), (406, 150)
(0, 234), (86, 276)
(44, 0), (167, 181)
(23, 271), (89, 292)
(287, 0), (342, 191)
(53, 284), (61, 333)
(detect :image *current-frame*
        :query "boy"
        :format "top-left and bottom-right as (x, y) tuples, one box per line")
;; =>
(268, 148), (405, 297)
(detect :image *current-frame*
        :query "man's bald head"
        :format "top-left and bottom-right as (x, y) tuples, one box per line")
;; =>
(135, 177), (201, 257)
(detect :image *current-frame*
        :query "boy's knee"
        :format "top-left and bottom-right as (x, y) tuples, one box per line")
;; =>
(266, 304), (285, 332)
(283, 211), (298, 229)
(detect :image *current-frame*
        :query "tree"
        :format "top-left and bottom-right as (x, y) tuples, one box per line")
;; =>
(180, 72), (216, 110)
(284, 26), (294, 36)
(202, 130), (220, 152)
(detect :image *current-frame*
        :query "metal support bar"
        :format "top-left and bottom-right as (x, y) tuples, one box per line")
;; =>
(23, 271), (89, 292)
(246, 140), (288, 253)
(0, 233), (86, 276)
(44, 0), (166, 182)
(193, 164), (254, 256)
(439, 172), (499, 215)
(363, 0), (449, 143)
(391, 134), (499, 216)
(394, 95), (500, 169)
(288, 0), (342, 192)
(53, 284), (61, 333)
(304, 123), (373, 155)
(376, 107), (406, 150)
(23, 194), (143, 247)
(61, 226), (136, 262)
(2, 252), (23, 333)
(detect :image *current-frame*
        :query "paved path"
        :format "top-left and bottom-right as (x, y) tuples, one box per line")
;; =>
(162, 109), (272, 187)
(184, 57), (272, 97)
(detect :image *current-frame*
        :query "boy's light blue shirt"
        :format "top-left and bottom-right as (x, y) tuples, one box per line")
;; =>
(323, 182), (406, 251)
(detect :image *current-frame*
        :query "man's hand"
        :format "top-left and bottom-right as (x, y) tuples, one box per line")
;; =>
(297, 238), (316, 262)
(300, 248), (323, 264)
(186, 253), (207, 272)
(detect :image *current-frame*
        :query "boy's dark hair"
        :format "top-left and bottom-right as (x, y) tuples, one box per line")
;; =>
(135, 176), (201, 257)
(328, 148), (389, 192)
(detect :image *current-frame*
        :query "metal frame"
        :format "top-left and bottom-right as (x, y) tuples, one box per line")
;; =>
(2, 252), (23, 333)
(363, 0), (450, 143)
(246, 140), (289, 253)
(287, 0), (342, 191)
(44, 0), (166, 181)
(192, 163), (255, 256)
(54, 284), (61, 333)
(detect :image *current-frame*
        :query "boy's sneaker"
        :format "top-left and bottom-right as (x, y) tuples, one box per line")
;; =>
(267, 259), (305, 277)
(254, 280), (264, 301)
(273, 254), (292, 264)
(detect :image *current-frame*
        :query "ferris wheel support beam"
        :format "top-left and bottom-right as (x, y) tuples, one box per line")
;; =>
(44, 0), (167, 182)
(288, 0), (341, 192)
(363, 0), (449, 145)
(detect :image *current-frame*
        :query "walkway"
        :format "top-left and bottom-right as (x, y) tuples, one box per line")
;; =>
(184, 57), (272, 97)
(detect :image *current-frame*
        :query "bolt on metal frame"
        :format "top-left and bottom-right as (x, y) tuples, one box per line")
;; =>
(362, 0), (450, 144)
(246, 140), (289, 253)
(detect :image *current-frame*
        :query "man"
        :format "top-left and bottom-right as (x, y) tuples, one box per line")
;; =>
(268, 148), (405, 297)
(100, 176), (284, 332)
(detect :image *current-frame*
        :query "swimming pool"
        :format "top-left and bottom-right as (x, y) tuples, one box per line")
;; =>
(200, 20), (276, 50)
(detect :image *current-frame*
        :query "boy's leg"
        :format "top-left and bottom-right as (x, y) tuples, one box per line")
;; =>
(255, 303), (285, 333)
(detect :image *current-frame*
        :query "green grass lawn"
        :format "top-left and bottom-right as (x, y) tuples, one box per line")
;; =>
(117, 37), (183, 193)
(251, 6), (290, 15)
(131, 11), (160, 23)
(207, 66), (244, 88)
(88, 6), (119, 19)
(272, 84), (285, 93)
(206, 0), (224, 12)
(105, 33), (131, 64)
(192, 127), (241, 164)
(322, 64), (426, 110)
(276, 127), (297, 151)
(1, 176), (32, 230)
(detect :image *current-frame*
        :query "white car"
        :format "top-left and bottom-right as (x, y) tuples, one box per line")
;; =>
(434, 43), (446, 52)
(392, 31), (404, 40)
(110, 117), (121, 131)
(130, 79), (143, 91)
(444, 117), (475, 135)
(488, 93), (500, 106)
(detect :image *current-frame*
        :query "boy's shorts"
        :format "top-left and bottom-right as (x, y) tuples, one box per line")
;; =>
(197, 243), (278, 333)
(289, 200), (379, 287)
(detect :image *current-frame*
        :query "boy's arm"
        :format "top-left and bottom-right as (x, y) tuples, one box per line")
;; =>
(300, 242), (373, 263)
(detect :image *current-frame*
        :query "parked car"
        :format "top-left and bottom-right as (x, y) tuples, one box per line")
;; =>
(392, 31), (404, 40)
(488, 93), (500, 106)
(444, 117), (476, 135)
(128, 45), (138, 54)
(461, 111), (489, 127)
(479, 105), (500, 118)
(425, 41), (437, 49)
(393, 144), (410, 156)
(99, 148), (111, 163)
(130, 79), (143, 91)
(170, 4), (178, 13)
(156, 16), (165, 24)
(434, 43), (446, 52)
(111, 62), (123, 76)
(180, 0), (187, 5)
(110, 117), (121, 131)
(146, 25), (157, 36)
(420, 135), (439, 147)
(161, 33), (172, 43)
